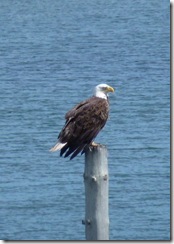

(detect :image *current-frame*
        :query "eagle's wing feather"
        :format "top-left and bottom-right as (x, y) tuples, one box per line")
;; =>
(65, 98), (92, 120)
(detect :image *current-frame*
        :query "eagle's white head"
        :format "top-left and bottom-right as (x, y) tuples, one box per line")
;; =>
(95, 83), (115, 99)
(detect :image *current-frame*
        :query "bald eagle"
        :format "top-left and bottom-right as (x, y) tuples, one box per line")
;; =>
(50, 83), (114, 160)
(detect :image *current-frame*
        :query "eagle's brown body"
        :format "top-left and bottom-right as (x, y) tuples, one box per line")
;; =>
(58, 96), (109, 159)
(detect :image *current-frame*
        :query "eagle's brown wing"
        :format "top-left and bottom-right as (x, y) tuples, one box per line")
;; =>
(58, 96), (109, 160)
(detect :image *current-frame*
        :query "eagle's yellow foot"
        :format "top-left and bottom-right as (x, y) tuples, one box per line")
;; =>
(91, 141), (99, 147)
(88, 141), (99, 151)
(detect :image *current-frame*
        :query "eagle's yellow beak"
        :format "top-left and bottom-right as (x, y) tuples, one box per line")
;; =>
(107, 86), (115, 92)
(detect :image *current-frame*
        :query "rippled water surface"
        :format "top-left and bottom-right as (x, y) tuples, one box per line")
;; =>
(0, 0), (170, 240)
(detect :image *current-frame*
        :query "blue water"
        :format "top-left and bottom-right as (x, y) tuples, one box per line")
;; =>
(0, 0), (170, 240)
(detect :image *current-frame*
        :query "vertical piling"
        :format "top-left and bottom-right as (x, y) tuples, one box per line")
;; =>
(83, 144), (109, 240)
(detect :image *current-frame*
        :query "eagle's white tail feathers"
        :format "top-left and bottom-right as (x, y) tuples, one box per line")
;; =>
(50, 142), (67, 152)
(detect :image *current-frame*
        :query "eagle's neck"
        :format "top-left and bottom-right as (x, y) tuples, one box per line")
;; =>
(95, 90), (107, 100)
